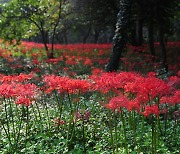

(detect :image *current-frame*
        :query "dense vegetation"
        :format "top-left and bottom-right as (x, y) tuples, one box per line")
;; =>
(0, 0), (179, 153)
(0, 41), (179, 153)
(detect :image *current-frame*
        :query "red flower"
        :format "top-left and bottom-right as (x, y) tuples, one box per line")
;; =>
(84, 58), (92, 66)
(124, 76), (170, 103)
(127, 100), (141, 112)
(90, 72), (118, 93)
(0, 75), (39, 106)
(167, 76), (180, 91)
(91, 68), (103, 75)
(105, 94), (129, 110)
(160, 90), (180, 106)
(146, 72), (156, 78)
(43, 75), (91, 94)
(142, 105), (159, 117)
(16, 96), (32, 106)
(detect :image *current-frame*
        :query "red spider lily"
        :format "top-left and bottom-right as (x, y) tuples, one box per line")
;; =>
(124, 76), (170, 103)
(128, 45), (148, 54)
(83, 58), (93, 66)
(142, 105), (159, 117)
(146, 72), (157, 78)
(43, 75), (69, 94)
(160, 90), (180, 106)
(66, 79), (90, 94)
(0, 83), (16, 98)
(43, 75), (91, 94)
(98, 59), (109, 65)
(0, 78), (39, 106)
(127, 100), (141, 112)
(91, 68), (103, 75)
(140, 77), (169, 99)
(98, 50), (105, 56)
(178, 71), (180, 77)
(167, 76), (180, 90)
(0, 73), (34, 83)
(16, 73), (34, 82)
(90, 72), (119, 93)
(105, 94), (129, 110)
(63, 67), (69, 71)
(32, 59), (40, 65)
(21, 41), (111, 51)
(92, 71), (178, 116)
(16, 96), (32, 106)
(32, 67), (41, 73)
(45, 57), (63, 64)
(115, 72), (141, 89)
(65, 58), (79, 65)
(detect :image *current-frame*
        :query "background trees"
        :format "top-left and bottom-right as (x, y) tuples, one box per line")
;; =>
(0, 0), (70, 58)
(73, 0), (118, 43)
(0, 0), (118, 45)
(106, 0), (179, 72)
(0, 0), (179, 69)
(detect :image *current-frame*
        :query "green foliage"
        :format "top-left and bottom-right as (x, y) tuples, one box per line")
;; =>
(0, 0), (70, 45)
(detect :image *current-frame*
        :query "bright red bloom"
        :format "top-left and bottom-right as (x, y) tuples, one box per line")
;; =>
(167, 76), (180, 91)
(0, 73), (34, 83)
(142, 105), (159, 117)
(116, 72), (141, 89)
(16, 96), (32, 106)
(105, 94), (129, 110)
(0, 74), (39, 106)
(84, 58), (93, 66)
(32, 59), (40, 65)
(90, 72), (118, 93)
(91, 68), (103, 75)
(0, 83), (16, 98)
(178, 71), (180, 77)
(160, 90), (180, 106)
(127, 100), (141, 112)
(45, 57), (63, 64)
(146, 72), (157, 78)
(65, 58), (78, 65)
(43, 75), (91, 94)
(124, 76), (169, 103)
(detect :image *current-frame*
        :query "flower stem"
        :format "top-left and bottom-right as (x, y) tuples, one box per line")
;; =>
(82, 119), (86, 153)
(121, 110), (129, 154)
(107, 110), (115, 154)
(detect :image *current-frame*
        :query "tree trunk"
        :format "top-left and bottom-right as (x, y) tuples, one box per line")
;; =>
(135, 14), (143, 46)
(83, 24), (91, 43)
(158, 26), (168, 72)
(105, 0), (132, 72)
(148, 16), (156, 56)
(41, 29), (49, 56)
(130, 27), (136, 46)
(155, 0), (168, 72)
(63, 30), (68, 44)
(56, 33), (64, 44)
(94, 28), (100, 43)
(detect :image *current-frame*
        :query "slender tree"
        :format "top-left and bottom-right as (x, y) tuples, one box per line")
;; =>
(0, 0), (69, 58)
